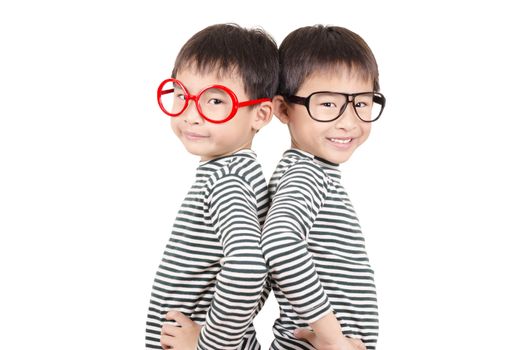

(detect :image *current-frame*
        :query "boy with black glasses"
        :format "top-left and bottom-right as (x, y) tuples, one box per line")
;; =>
(146, 23), (278, 350)
(261, 25), (386, 350)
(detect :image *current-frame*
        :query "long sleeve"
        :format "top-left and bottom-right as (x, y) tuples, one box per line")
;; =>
(197, 174), (268, 349)
(260, 160), (333, 324)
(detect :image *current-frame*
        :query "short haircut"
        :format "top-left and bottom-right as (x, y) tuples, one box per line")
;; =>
(278, 25), (380, 96)
(172, 23), (279, 100)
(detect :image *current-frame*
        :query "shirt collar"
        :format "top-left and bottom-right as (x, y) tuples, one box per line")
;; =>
(198, 148), (256, 169)
(283, 148), (341, 181)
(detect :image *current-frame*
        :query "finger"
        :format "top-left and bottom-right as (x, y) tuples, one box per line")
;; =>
(293, 328), (315, 343)
(160, 334), (176, 349)
(348, 338), (367, 350)
(161, 342), (171, 350)
(166, 310), (194, 327)
(161, 323), (181, 336)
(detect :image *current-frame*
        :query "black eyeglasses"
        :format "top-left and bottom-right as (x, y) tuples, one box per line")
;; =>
(284, 91), (386, 122)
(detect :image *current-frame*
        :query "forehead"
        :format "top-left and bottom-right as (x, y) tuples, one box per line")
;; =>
(297, 67), (374, 95)
(175, 62), (245, 93)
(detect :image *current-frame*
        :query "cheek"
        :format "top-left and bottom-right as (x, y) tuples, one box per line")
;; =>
(206, 124), (228, 144)
(359, 125), (372, 143)
(223, 116), (251, 137)
(170, 118), (183, 135)
(291, 117), (316, 139)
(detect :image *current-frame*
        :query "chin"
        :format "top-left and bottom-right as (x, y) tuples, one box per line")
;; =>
(181, 144), (207, 158)
(328, 156), (348, 164)
(332, 151), (356, 164)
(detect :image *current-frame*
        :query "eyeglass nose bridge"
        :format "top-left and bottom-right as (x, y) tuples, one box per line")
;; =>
(180, 93), (206, 121)
(336, 95), (358, 119)
(186, 93), (199, 108)
(184, 94), (198, 110)
(340, 102), (361, 122)
(186, 94), (199, 103)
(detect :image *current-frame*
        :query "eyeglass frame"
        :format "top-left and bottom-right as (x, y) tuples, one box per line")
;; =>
(157, 78), (271, 124)
(284, 91), (386, 123)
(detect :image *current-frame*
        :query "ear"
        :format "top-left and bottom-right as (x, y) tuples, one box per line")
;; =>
(272, 95), (290, 124)
(250, 100), (273, 132)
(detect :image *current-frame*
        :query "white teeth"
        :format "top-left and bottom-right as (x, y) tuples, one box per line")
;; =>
(330, 138), (351, 144)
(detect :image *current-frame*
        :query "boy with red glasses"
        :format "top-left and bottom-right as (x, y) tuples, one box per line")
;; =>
(146, 23), (278, 350)
(261, 25), (386, 350)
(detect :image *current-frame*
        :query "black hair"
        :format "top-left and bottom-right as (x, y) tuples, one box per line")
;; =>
(172, 23), (279, 100)
(278, 25), (380, 96)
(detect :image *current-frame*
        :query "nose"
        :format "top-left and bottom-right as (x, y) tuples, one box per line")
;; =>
(334, 102), (360, 130)
(181, 97), (204, 125)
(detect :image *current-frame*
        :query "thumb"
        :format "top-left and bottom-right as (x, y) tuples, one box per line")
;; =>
(166, 310), (194, 327)
(348, 338), (367, 350)
(293, 328), (315, 343)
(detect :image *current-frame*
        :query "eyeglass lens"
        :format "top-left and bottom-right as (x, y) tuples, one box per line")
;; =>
(308, 92), (383, 122)
(159, 80), (234, 121)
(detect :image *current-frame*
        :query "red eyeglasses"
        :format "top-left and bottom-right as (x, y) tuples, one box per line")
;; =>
(157, 78), (270, 124)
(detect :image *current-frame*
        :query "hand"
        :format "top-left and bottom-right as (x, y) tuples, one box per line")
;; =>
(294, 328), (367, 350)
(160, 311), (202, 350)
(344, 337), (367, 350)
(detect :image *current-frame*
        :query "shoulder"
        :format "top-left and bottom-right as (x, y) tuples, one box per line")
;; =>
(285, 158), (326, 177)
(274, 157), (329, 198)
(205, 154), (265, 198)
(282, 157), (327, 185)
(272, 150), (328, 181)
(226, 155), (265, 181)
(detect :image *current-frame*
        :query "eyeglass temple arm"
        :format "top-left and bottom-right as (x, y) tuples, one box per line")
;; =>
(283, 95), (306, 105)
(373, 93), (385, 105)
(239, 97), (271, 107)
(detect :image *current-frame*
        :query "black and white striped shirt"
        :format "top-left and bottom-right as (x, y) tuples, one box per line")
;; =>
(146, 149), (270, 350)
(261, 149), (379, 350)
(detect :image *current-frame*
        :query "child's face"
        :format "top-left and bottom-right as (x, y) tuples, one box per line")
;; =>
(170, 68), (266, 161)
(277, 70), (373, 164)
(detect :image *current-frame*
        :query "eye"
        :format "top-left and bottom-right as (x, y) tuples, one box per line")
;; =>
(208, 98), (224, 105)
(176, 93), (186, 100)
(355, 101), (368, 108)
(354, 94), (374, 108)
(320, 102), (338, 108)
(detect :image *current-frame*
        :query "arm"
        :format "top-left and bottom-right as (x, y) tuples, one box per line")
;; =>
(197, 175), (268, 349)
(260, 161), (343, 342)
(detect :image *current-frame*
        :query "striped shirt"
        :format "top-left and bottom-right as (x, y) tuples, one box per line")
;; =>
(146, 149), (270, 350)
(261, 149), (379, 350)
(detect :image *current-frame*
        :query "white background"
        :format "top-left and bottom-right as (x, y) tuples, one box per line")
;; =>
(1, 1), (527, 349)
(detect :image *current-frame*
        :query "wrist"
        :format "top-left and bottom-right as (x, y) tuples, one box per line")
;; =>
(310, 312), (342, 340)
(325, 335), (349, 350)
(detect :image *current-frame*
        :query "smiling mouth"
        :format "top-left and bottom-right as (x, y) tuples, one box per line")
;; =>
(328, 137), (352, 144)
